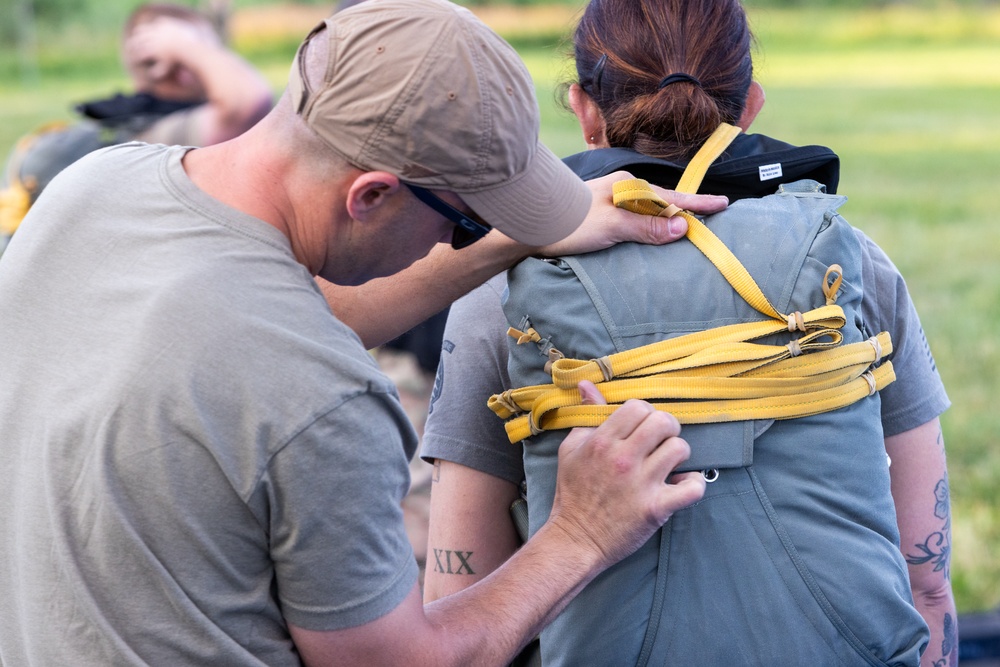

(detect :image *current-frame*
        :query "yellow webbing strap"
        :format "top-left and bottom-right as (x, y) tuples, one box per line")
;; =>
(502, 363), (895, 442)
(490, 123), (896, 442)
(490, 330), (891, 419)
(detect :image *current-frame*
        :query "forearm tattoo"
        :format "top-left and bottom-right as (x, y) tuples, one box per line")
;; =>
(931, 612), (958, 667)
(907, 427), (956, 666)
(432, 548), (475, 575)
(904, 472), (951, 579)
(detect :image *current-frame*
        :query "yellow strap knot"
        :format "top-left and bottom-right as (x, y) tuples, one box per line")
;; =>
(868, 335), (883, 363)
(543, 347), (565, 374)
(594, 356), (614, 382)
(786, 311), (806, 333)
(612, 179), (681, 217)
(863, 371), (877, 397)
(507, 326), (541, 345)
(823, 265), (844, 305)
(495, 390), (521, 415)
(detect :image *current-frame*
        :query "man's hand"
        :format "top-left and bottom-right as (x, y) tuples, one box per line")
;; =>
(545, 381), (706, 569)
(124, 17), (216, 88)
(539, 171), (728, 257)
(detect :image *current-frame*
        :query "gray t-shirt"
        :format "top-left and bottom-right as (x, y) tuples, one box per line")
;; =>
(422, 233), (950, 485)
(133, 105), (203, 147)
(0, 143), (418, 665)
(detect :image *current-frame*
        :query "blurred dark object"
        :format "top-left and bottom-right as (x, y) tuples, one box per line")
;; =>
(77, 92), (200, 128)
(384, 307), (449, 375)
(961, 606), (1000, 665)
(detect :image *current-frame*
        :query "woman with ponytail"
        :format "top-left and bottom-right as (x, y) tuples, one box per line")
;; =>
(422, 0), (954, 664)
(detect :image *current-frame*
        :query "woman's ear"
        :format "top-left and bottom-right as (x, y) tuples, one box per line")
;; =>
(568, 83), (607, 148)
(345, 172), (402, 221)
(737, 81), (766, 131)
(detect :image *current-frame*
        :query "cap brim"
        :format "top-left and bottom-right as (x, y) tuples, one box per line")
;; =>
(460, 142), (592, 247)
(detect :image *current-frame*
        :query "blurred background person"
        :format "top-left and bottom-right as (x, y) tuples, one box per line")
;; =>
(0, 2), (272, 253)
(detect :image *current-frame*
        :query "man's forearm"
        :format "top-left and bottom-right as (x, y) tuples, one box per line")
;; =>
(320, 234), (530, 348)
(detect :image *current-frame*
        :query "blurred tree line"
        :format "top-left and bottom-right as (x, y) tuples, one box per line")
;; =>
(1, 0), (993, 48)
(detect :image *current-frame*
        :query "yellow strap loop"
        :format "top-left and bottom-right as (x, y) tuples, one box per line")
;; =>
(507, 327), (541, 345)
(823, 264), (844, 305)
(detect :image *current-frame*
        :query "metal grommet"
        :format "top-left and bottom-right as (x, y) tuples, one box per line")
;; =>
(702, 468), (720, 483)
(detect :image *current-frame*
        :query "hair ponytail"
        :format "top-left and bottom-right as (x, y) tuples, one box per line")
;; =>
(605, 83), (723, 161)
(573, 0), (753, 161)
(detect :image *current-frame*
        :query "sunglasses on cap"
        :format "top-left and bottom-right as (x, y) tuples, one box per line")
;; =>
(405, 183), (492, 250)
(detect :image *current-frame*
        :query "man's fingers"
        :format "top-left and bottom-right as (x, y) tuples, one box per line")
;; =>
(578, 380), (606, 406)
(647, 214), (688, 245)
(567, 397), (680, 459)
(648, 182), (729, 215)
(644, 431), (691, 480)
(658, 470), (707, 517)
(559, 398), (657, 460)
(622, 403), (682, 452)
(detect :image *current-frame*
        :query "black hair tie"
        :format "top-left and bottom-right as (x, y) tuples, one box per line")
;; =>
(658, 73), (702, 89)
(591, 53), (608, 95)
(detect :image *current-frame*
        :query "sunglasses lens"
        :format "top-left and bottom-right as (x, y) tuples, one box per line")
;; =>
(451, 226), (478, 250)
(406, 183), (490, 250)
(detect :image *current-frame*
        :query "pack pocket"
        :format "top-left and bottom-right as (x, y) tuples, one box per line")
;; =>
(638, 467), (899, 667)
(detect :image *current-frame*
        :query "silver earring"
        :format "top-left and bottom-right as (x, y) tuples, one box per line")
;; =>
(589, 135), (595, 142)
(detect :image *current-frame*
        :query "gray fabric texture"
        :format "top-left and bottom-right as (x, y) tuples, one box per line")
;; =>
(0, 143), (418, 666)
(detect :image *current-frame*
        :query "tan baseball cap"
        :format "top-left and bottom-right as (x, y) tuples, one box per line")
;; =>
(287, 0), (591, 247)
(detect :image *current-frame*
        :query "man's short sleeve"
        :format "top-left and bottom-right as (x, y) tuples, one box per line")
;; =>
(264, 390), (419, 631)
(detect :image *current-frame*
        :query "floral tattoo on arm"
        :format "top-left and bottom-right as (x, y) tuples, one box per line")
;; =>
(904, 474), (951, 579)
(907, 428), (956, 666)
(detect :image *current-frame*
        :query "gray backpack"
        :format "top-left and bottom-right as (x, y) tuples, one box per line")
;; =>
(498, 128), (928, 666)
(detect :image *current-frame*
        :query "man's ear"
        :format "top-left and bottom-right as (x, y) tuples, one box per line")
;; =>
(345, 172), (402, 220)
(568, 83), (607, 148)
(737, 81), (765, 131)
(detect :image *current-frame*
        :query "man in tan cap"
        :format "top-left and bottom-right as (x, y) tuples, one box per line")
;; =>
(0, 0), (724, 664)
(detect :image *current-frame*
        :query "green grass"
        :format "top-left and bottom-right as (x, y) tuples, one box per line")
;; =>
(1, 2), (998, 612)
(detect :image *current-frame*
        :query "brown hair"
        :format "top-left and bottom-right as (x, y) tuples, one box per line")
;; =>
(573, 0), (754, 161)
(123, 2), (216, 38)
